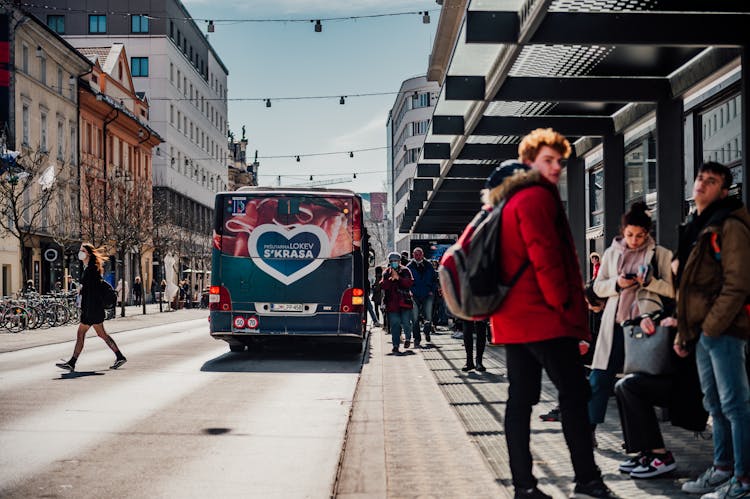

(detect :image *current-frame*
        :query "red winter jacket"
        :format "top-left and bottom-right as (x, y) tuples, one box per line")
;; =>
(487, 169), (589, 344)
(379, 266), (414, 313)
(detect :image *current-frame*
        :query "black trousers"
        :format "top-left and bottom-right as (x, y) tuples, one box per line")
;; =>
(463, 320), (487, 365)
(614, 373), (671, 453)
(505, 337), (601, 490)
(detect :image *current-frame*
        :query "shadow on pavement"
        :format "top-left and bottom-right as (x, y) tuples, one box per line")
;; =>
(200, 339), (364, 374)
(55, 371), (106, 379)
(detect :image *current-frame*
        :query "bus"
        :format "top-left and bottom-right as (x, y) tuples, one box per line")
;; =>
(208, 187), (369, 353)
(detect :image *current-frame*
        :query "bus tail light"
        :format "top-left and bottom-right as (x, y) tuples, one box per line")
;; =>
(209, 285), (232, 311)
(340, 288), (364, 313)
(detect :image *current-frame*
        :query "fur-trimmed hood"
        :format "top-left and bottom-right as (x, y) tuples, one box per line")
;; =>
(482, 166), (543, 206)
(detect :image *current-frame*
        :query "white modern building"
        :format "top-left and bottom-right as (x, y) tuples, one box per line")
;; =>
(387, 75), (441, 252)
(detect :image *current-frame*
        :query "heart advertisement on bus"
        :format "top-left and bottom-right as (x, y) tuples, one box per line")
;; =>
(246, 224), (331, 285)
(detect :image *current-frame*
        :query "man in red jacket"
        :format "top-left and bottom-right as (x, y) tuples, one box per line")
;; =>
(485, 128), (617, 499)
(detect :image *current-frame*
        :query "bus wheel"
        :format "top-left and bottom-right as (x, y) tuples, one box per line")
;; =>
(229, 344), (246, 353)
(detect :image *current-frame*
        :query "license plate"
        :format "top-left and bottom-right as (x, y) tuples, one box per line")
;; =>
(270, 303), (303, 312)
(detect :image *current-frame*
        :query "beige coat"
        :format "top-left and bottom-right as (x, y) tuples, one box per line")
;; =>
(591, 238), (675, 371)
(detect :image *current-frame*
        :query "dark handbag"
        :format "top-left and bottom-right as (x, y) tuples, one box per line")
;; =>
(623, 324), (675, 376)
(397, 288), (413, 309)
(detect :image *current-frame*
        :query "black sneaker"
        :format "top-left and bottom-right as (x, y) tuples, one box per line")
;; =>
(539, 407), (561, 422)
(391, 347), (399, 354)
(572, 479), (620, 498)
(629, 451), (676, 479)
(55, 360), (74, 371)
(618, 452), (648, 473)
(461, 363), (475, 372)
(515, 486), (552, 499)
(475, 363), (486, 372)
(110, 358), (127, 369)
(404, 340), (410, 349)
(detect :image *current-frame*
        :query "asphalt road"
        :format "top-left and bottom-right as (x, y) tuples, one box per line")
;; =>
(0, 318), (362, 498)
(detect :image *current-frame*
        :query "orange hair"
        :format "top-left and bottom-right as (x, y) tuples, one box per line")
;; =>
(518, 128), (571, 163)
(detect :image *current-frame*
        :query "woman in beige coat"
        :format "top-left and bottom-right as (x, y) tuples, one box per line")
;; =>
(589, 202), (674, 443)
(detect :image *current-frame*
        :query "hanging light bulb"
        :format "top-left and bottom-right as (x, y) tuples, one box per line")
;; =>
(265, 99), (271, 108)
(296, 155), (300, 162)
(309, 175), (313, 181)
(349, 151), (354, 158)
(313, 19), (322, 32)
(207, 20), (215, 32)
(353, 172), (357, 179)
(339, 96), (345, 105)
(422, 11), (430, 24)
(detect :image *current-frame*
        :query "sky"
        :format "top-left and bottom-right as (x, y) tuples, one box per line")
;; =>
(182, 0), (439, 193)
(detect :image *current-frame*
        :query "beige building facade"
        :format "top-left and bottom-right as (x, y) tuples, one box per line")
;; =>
(1, 8), (91, 295)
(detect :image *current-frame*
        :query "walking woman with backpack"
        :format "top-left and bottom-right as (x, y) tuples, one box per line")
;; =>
(56, 244), (127, 371)
(589, 202), (674, 445)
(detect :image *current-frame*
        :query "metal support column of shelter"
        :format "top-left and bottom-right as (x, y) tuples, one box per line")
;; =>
(566, 156), (588, 277)
(742, 47), (749, 208)
(603, 134), (625, 245)
(656, 98), (685, 252)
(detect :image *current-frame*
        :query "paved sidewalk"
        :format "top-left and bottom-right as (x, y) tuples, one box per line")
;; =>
(336, 327), (508, 498)
(338, 326), (715, 498)
(0, 305), (208, 353)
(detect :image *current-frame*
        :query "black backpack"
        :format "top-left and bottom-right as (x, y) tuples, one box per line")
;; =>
(100, 279), (117, 308)
(438, 197), (529, 320)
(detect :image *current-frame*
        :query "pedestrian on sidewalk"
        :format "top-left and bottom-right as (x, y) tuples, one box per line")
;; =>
(614, 313), (707, 480)
(484, 128), (618, 499)
(380, 252), (414, 354)
(372, 266), (383, 323)
(462, 319), (488, 372)
(673, 161), (750, 498)
(407, 247), (437, 347)
(133, 276), (143, 306)
(56, 244), (127, 372)
(589, 202), (675, 445)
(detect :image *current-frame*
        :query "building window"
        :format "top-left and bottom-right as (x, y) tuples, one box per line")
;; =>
(131, 57), (149, 77)
(22, 44), (28, 72)
(47, 15), (64, 34)
(588, 167), (604, 227)
(170, 62), (174, 83)
(170, 105), (174, 125)
(177, 70), (181, 89)
(57, 66), (63, 94)
(131, 14), (149, 33)
(177, 111), (181, 131)
(57, 120), (64, 159)
(89, 15), (106, 33)
(69, 124), (76, 163)
(624, 129), (656, 206)
(40, 55), (46, 85)
(22, 105), (29, 145)
(700, 93), (742, 169)
(40, 112), (48, 151)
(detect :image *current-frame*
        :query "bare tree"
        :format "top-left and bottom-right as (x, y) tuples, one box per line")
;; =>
(79, 162), (109, 247)
(48, 184), (82, 283)
(107, 172), (138, 317)
(0, 145), (61, 284)
(128, 179), (154, 315)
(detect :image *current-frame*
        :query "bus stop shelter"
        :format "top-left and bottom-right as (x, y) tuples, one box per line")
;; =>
(400, 0), (750, 272)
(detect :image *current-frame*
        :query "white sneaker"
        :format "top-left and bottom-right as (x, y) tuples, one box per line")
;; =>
(682, 466), (732, 494)
(700, 478), (750, 499)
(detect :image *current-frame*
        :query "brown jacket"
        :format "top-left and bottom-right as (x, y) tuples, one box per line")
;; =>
(677, 201), (750, 345)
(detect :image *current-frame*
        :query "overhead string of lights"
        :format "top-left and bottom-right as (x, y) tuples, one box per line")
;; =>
(15, 1), (438, 31)
(179, 146), (385, 164)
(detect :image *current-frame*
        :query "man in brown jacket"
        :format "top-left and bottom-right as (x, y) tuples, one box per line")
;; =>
(674, 162), (750, 498)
